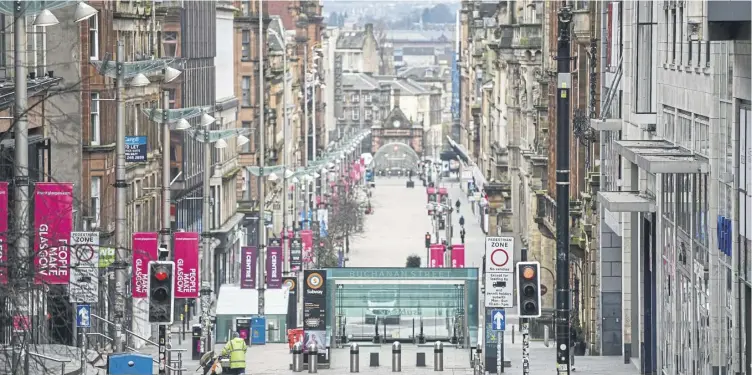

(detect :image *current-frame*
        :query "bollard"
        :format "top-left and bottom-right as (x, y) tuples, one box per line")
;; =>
(433, 341), (444, 371)
(308, 342), (319, 373)
(292, 342), (304, 372)
(391, 342), (402, 372)
(349, 343), (360, 373)
(544, 325), (550, 347)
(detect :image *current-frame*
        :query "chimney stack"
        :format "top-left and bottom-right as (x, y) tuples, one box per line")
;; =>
(392, 88), (401, 108)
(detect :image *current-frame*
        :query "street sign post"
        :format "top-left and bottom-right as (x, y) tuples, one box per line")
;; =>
(485, 272), (514, 307)
(484, 236), (515, 309)
(491, 308), (506, 374)
(70, 232), (100, 303)
(485, 237), (514, 373)
(76, 304), (91, 328)
(485, 237), (514, 273)
(491, 309), (506, 331)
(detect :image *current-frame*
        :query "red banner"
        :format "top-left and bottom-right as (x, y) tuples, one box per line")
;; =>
(429, 244), (445, 268)
(132, 232), (158, 298)
(33, 182), (73, 285)
(451, 244), (465, 268)
(173, 232), (199, 298)
(0, 182), (7, 284)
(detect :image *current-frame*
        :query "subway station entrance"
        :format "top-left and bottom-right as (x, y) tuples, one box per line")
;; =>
(324, 268), (479, 347)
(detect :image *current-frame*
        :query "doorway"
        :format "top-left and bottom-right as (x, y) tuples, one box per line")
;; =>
(642, 213), (657, 374)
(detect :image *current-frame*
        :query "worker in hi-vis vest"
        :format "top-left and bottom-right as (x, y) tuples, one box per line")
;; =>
(220, 331), (248, 374)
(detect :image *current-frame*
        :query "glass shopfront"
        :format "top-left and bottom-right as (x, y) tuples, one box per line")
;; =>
(324, 268), (479, 345)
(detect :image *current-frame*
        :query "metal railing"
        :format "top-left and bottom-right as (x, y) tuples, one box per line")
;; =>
(26, 351), (72, 375)
(88, 315), (188, 375)
(91, 314), (159, 347)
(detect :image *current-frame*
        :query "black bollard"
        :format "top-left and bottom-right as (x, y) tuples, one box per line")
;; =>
(373, 319), (380, 344)
(418, 319), (426, 344)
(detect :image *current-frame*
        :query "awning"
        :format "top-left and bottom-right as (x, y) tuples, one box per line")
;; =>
(598, 191), (656, 213)
(614, 139), (709, 174)
(473, 166), (488, 190)
(590, 119), (621, 131)
(211, 212), (245, 235)
(446, 136), (470, 164)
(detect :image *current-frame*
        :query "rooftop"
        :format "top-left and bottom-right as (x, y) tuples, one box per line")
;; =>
(342, 72), (382, 91)
(385, 30), (453, 43)
(336, 30), (368, 49)
(374, 76), (430, 95)
(398, 65), (450, 81)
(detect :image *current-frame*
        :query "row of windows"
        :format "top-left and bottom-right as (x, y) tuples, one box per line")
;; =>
(663, 2), (711, 69)
(661, 106), (710, 156)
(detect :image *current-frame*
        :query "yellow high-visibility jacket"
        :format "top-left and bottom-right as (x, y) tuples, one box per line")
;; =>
(220, 337), (247, 369)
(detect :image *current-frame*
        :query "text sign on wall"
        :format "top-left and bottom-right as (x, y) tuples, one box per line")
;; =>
(125, 136), (147, 162)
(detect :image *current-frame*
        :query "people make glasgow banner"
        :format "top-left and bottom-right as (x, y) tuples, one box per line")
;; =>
(34, 182), (74, 285)
(174, 232), (199, 298)
(131, 232), (158, 298)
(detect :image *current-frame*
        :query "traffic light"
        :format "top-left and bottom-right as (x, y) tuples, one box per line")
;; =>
(516, 261), (542, 318)
(424, 233), (431, 248)
(148, 261), (175, 324)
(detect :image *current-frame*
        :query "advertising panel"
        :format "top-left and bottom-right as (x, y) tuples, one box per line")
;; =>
(266, 238), (283, 289)
(429, 244), (445, 268)
(174, 232), (200, 298)
(240, 246), (257, 289)
(451, 244), (466, 268)
(0, 182), (7, 284)
(131, 232), (158, 298)
(33, 182), (74, 285)
(303, 270), (327, 352)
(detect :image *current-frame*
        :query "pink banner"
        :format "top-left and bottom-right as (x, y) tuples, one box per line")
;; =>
(33, 182), (73, 285)
(451, 244), (466, 268)
(0, 182), (7, 284)
(300, 230), (313, 265)
(132, 232), (158, 298)
(173, 232), (199, 298)
(429, 244), (444, 268)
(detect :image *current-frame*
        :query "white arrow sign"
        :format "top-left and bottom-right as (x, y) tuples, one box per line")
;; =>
(494, 311), (504, 327)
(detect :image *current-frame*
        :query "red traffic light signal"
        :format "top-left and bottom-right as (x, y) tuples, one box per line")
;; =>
(154, 269), (169, 281)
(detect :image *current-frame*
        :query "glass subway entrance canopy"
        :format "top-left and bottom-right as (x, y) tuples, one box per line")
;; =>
(322, 267), (480, 345)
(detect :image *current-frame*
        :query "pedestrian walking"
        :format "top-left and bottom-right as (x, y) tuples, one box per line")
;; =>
(220, 331), (248, 375)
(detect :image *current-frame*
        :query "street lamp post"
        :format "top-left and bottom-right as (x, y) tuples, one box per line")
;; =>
(113, 40), (129, 352)
(200, 123), (213, 354)
(257, 0), (267, 318)
(186, 122), (248, 354)
(160, 90), (172, 253)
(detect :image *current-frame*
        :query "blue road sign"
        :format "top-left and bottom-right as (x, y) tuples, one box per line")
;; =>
(491, 309), (505, 331)
(76, 304), (91, 328)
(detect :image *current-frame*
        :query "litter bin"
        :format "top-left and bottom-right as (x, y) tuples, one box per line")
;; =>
(191, 324), (202, 360)
(251, 317), (267, 345)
